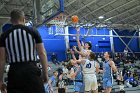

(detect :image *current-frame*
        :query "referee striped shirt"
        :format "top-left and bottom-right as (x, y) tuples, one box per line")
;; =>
(0, 24), (42, 63)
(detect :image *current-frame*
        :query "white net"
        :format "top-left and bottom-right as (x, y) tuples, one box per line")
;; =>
(48, 14), (67, 27)
(48, 26), (53, 35)
(47, 14), (67, 34)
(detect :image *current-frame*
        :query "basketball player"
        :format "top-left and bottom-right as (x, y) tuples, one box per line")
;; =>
(44, 71), (58, 93)
(102, 52), (118, 93)
(76, 52), (100, 93)
(69, 49), (84, 93)
(75, 27), (92, 58)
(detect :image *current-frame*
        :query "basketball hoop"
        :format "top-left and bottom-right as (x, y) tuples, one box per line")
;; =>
(46, 13), (67, 34)
(47, 13), (67, 28)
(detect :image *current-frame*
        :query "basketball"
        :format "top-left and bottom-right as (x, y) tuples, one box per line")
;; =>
(71, 15), (79, 23)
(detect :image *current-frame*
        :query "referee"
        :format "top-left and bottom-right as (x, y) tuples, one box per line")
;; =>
(0, 9), (48, 93)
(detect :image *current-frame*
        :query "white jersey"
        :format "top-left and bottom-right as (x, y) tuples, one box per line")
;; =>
(83, 59), (98, 91)
(79, 48), (92, 59)
(83, 59), (96, 74)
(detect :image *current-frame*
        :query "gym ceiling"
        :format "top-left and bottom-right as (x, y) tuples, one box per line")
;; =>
(0, 0), (140, 30)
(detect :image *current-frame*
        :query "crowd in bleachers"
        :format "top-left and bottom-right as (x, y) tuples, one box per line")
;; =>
(3, 52), (140, 93)
(55, 52), (140, 92)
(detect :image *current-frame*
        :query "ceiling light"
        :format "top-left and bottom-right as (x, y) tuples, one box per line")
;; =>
(98, 16), (104, 19)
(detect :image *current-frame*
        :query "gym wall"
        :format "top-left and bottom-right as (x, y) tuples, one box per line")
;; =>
(113, 29), (140, 52)
(37, 25), (140, 61)
(69, 27), (111, 53)
(37, 25), (66, 61)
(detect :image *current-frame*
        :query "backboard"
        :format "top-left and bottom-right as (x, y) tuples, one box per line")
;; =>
(41, 0), (64, 24)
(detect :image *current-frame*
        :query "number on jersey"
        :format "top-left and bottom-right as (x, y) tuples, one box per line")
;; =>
(86, 63), (91, 68)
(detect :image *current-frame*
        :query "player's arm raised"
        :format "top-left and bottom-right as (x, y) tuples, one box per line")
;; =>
(76, 59), (86, 64)
(76, 27), (82, 51)
(73, 46), (89, 57)
(69, 68), (77, 79)
(70, 49), (77, 61)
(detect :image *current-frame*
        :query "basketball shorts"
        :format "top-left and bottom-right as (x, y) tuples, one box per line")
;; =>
(84, 74), (98, 91)
(74, 81), (83, 92)
(103, 77), (113, 89)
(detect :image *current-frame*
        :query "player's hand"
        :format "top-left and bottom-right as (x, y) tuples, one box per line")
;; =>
(76, 66), (80, 71)
(81, 41), (84, 47)
(76, 27), (80, 33)
(99, 70), (103, 73)
(75, 66), (80, 73)
(73, 46), (77, 51)
(116, 72), (121, 80)
(43, 74), (48, 83)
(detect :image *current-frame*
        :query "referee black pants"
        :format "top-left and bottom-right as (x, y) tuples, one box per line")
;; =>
(7, 62), (45, 93)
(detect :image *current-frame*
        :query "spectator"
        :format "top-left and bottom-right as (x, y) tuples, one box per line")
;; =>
(124, 48), (128, 57)
(98, 80), (104, 93)
(62, 64), (69, 85)
(117, 70), (124, 85)
(56, 73), (67, 93)
(119, 82), (125, 93)
(114, 57), (120, 67)
(51, 52), (59, 64)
